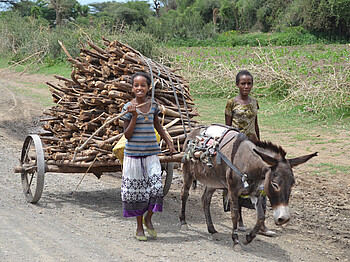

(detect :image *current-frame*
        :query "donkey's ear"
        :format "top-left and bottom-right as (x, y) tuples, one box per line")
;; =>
(253, 149), (278, 166)
(288, 152), (318, 168)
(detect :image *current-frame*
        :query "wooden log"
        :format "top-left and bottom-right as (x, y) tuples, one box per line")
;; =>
(158, 152), (184, 163)
(53, 75), (76, 85)
(97, 133), (123, 147)
(80, 48), (109, 61)
(167, 127), (188, 136)
(108, 90), (133, 100)
(87, 41), (109, 56)
(41, 38), (199, 164)
(71, 68), (82, 87)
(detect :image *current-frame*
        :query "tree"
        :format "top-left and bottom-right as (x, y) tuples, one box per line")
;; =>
(290, 0), (350, 37)
(9, 0), (35, 16)
(256, 0), (292, 32)
(153, 0), (161, 17)
(192, 0), (220, 24)
(219, 0), (238, 31)
(49, 0), (74, 25)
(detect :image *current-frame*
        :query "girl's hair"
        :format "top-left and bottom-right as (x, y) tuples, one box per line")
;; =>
(236, 70), (253, 85)
(131, 72), (151, 87)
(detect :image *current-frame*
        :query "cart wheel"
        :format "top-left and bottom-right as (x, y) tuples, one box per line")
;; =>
(162, 162), (174, 196)
(20, 134), (45, 203)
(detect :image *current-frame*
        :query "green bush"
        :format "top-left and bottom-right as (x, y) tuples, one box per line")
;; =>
(204, 26), (336, 47)
(114, 30), (162, 59)
(145, 8), (216, 43)
(255, 80), (291, 98)
(0, 11), (164, 68)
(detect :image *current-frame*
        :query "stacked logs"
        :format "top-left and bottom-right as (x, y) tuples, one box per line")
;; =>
(39, 38), (197, 167)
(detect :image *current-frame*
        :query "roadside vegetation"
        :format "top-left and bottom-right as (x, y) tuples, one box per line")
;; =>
(170, 44), (350, 122)
(0, 0), (349, 126)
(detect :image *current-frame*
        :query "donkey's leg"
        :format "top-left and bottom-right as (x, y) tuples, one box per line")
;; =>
(237, 200), (246, 231)
(179, 162), (194, 227)
(244, 194), (264, 244)
(226, 170), (241, 247)
(201, 186), (217, 234)
(228, 188), (240, 247)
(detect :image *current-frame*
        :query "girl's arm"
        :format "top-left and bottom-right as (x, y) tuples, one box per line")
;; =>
(123, 104), (138, 139)
(255, 116), (260, 140)
(225, 114), (233, 126)
(225, 99), (234, 126)
(255, 100), (260, 140)
(154, 115), (176, 155)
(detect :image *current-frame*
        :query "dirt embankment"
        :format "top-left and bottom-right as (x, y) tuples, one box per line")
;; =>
(0, 70), (349, 261)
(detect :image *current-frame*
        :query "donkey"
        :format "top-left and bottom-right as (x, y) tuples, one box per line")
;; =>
(180, 124), (317, 248)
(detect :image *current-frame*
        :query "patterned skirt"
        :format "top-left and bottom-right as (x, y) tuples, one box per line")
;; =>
(121, 154), (163, 217)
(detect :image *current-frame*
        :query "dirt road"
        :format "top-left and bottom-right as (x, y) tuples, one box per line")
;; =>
(0, 70), (349, 261)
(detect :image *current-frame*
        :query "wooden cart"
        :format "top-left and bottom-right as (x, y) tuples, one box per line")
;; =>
(13, 39), (194, 203)
(14, 134), (183, 203)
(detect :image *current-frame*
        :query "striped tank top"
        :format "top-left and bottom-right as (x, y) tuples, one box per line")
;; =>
(121, 101), (161, 156)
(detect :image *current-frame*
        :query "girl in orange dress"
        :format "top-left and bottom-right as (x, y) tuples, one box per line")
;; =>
(224, 70), (275, 237)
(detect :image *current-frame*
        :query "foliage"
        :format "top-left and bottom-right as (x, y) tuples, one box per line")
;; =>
(2, 0), (350, 44)
(164, 26), (344, 47)
(0, 9), (163, 69)
(116, 30), (162, 59)
(167, 44), (350, 120)
(145, 8), (216, 41)
(89, 1), (152, 28)
(0, 11), (50, 63)
(5, 0), (89, 25)
(292, 0), (350, 37)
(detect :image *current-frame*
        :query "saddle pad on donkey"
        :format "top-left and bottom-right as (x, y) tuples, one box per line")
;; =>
(203, 124), (228, 139)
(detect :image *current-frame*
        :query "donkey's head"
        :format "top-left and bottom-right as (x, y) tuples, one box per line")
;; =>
(253, 143), (317, 226)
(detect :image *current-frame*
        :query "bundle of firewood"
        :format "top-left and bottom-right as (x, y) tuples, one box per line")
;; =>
(39, 38), (197, 166)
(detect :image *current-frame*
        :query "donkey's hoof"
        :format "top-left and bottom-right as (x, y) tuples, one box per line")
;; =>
(208, 232), (221, 241)
(233, 243), (243, 252)
(179, 223), (189, 231)
(237, 226), (246, 232)
(243, 234), (254, 245)
(258, 229), (276, 237)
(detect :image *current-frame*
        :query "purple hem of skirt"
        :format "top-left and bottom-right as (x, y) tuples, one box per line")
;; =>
(123, 204), (163, 217)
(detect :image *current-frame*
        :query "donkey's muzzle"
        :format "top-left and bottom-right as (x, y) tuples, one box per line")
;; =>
(273, 205), (290, 225)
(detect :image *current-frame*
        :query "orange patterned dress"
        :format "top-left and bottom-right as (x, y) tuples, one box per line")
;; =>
(224, 97), (259, 140)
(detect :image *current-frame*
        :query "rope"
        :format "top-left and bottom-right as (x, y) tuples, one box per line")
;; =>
(72, 155), (98, 196)
(158, 63), (188, 138)
(170, 71), (192, 132)
(125, 43), (189, 137)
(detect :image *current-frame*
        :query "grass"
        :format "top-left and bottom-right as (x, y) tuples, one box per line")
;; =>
(192, 95), (316, 132)
(193, 95), (350, 138)
(169, 44), (350, 124)
(1, 45), (349, 134)
(193, 97), (226, 125)
(0, 56), (72, 78)
(311, 163), (350, 176)
(5, 83), (55, 108)
(0, 56), (71, 108)
(31, 62), (72, 78)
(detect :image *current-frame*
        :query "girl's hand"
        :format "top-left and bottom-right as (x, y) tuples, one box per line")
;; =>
(167, 143), (177, 156)
(127, 104), (138, 117)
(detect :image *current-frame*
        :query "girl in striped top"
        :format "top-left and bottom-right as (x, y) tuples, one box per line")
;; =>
(121, 72), (176, 241)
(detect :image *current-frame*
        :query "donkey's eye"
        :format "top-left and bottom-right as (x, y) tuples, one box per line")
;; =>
(273, 173), (278, 177)
(271, 182), (280, 191)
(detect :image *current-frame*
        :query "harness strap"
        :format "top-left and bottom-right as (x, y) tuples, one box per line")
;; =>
(216, 149), (245, 178)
